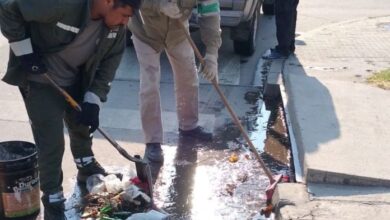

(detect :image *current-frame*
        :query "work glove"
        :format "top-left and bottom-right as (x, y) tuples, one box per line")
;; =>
(160, 0), (182, 19)
(19, 53), (48, 75)
(77, 102), (100, 134)
(200, 53), (218, 82)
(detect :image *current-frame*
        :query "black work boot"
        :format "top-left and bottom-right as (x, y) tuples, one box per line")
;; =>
(41, 192), (67, 220)
(179, 126), (213, 141)
(76, 157), (123, 183)
(144, 143), (164, 163)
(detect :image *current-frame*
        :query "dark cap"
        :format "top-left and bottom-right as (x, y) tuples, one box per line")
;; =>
(123, 0), (141, 10)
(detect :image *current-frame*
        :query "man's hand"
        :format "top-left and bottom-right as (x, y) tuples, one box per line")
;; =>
(201, 53), (218, 82)
(19, 53), (48, 75)
(77, 102), (100, 134)
(160, 0), (182, 19)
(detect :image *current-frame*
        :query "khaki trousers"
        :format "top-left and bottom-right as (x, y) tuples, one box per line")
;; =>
(132, 36), (199, 143)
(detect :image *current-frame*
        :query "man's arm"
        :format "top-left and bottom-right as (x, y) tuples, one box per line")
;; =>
(198, 0), (221, 55)
(0, 0), (61, 44)
(198, 0), (221, 81)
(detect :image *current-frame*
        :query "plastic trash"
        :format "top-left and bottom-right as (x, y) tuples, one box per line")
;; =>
(126, 210), (169, 220)
(122, 169), (137, 189)
(120, 185), (151, 205)
(279, 169), (290, 183)
(86, 174), (106, 194)
(104, 174), (123, 194)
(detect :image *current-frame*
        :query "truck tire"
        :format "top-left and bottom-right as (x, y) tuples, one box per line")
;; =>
(262, 2), (275, 16)
(233, 10), (258, 56)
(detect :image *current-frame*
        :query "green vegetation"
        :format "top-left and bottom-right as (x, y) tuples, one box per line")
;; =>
(367, 68), (390, 90)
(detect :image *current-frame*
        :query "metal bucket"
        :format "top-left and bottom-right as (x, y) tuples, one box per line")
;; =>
(0, 141), (40, 219)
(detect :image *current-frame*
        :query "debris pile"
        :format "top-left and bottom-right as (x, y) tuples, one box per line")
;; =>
(80, 174), (167, 220)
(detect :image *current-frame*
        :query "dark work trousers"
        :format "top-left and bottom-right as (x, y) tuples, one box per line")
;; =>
(275, 0), (299, 55)
(19, 81), (94, 195)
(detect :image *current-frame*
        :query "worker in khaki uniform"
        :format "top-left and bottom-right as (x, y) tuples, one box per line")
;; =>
(128, 0), (221, 163)
(0, 0), (140, 219)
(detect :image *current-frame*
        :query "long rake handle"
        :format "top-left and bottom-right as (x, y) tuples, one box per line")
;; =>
(178, 22), (275, 182)
(43, 74), (144, 164)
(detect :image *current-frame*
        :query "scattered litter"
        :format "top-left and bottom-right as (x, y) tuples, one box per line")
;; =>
(237, 172), (249, 183)
(86, 174), (106, 194)
(279, 169), (290, 183)
(105, 174), (123, 194)
(228, 152), (239, 163)
(225, 183), (237, 196)
(81, 171), (164, 219)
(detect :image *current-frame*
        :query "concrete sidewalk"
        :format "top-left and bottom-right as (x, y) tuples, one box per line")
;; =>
(265, 16), (390, 219)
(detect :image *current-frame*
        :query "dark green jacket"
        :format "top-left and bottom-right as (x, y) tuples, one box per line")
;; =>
(0, 0), (126, 102)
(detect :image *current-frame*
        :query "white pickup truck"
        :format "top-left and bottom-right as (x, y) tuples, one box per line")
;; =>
(190, 0), (275, 56)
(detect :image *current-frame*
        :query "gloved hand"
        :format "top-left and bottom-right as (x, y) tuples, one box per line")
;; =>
(19, 53), (48, 75)
(160, 0), (182, 19)
(77, 102), (100, 133)
(201, 53), (218, 82)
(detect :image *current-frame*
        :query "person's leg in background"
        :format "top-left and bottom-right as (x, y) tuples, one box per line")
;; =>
(263, 0), (299, 59)
(166, 38), (212, 141)
(289, 0), (299, 53)
(132, 35), (164, 163)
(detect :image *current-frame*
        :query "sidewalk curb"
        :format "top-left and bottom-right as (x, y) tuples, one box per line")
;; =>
(259, 58), (304, 183)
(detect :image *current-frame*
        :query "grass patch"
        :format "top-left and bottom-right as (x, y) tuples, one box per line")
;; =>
(367, 69), (390, 90)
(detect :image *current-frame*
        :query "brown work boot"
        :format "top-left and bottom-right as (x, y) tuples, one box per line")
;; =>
(76, 157), (122, 183)
(179, 126), (213, 141)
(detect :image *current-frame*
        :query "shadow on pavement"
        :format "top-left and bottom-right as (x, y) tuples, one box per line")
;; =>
(282, 55), (340, 181)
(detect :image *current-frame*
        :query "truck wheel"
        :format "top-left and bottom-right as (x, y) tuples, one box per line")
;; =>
(262, 2), (275, 16)
(233, 10), (258, 56)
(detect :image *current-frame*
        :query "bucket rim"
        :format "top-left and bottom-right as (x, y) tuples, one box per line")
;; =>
(0, 141), (37, 163)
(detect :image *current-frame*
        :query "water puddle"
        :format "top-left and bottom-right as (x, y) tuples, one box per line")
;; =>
(36, 88), (291, 220)
(150, 91), (291, 219)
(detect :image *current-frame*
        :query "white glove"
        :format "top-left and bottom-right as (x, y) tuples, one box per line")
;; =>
(160, 0), (182, 19)
(201, 53), (218, 82)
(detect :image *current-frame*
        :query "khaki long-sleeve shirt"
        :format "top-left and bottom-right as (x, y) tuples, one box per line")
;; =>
(128, 0), (221, 55)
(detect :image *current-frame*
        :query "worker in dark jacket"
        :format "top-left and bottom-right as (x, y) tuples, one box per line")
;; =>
(0, 0), (140, 219)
